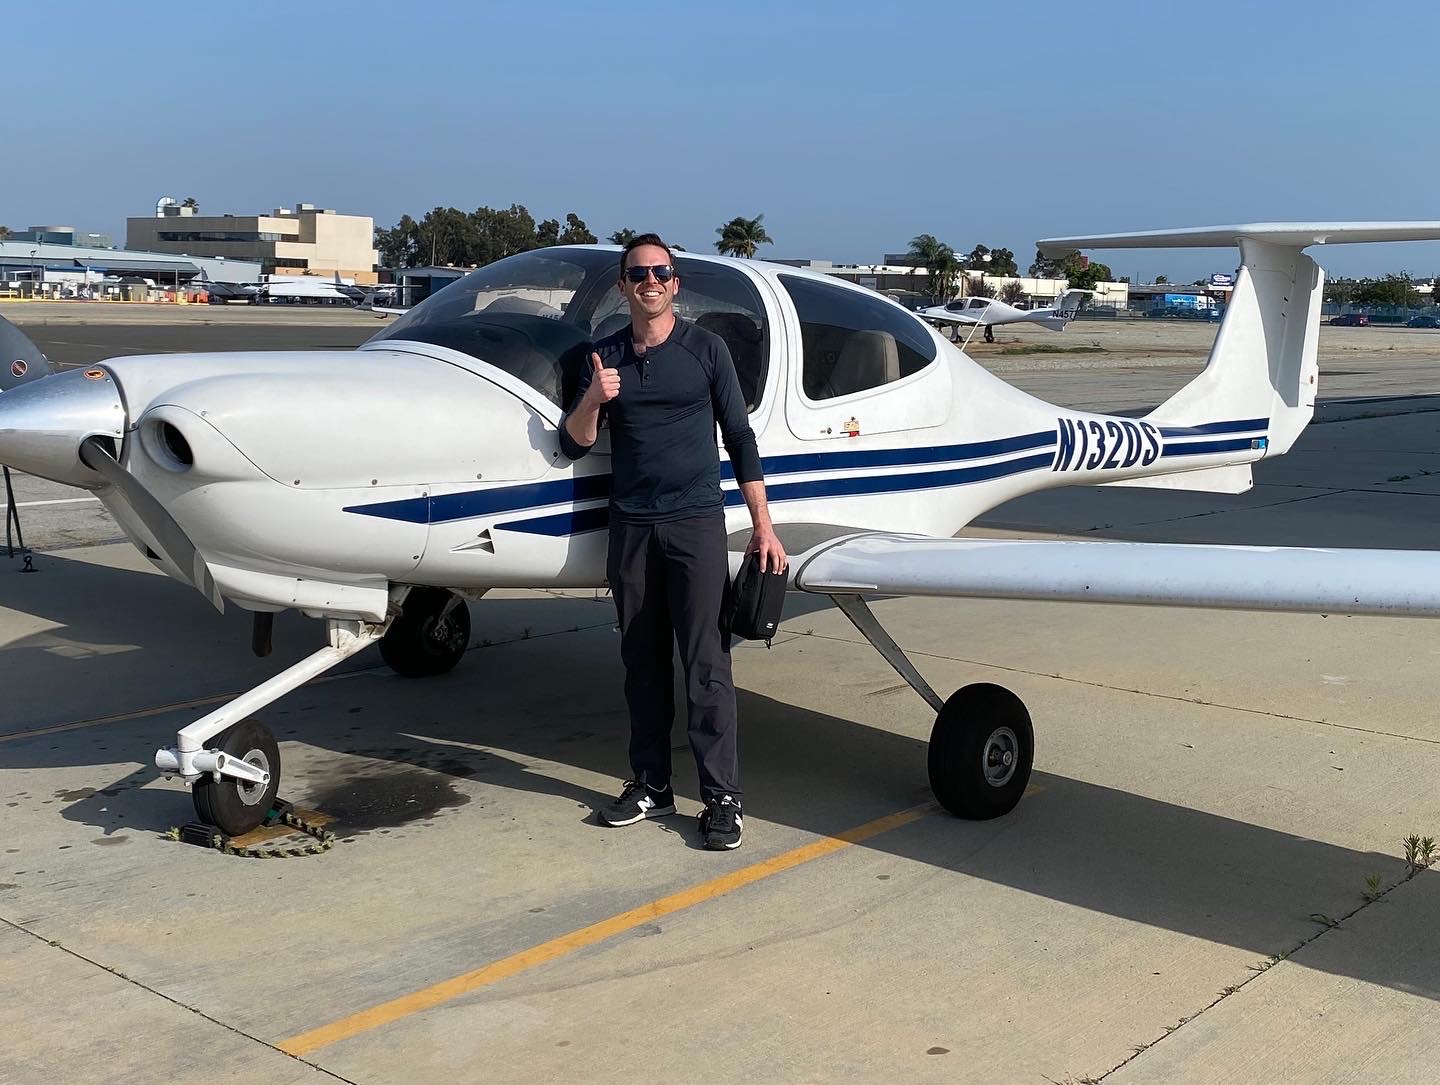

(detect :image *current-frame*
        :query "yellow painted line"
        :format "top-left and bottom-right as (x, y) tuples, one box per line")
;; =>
(0, 668), (374, 744)
(279, 802), (936, 1057)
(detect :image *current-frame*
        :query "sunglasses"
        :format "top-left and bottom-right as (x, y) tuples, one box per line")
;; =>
(623, 264), (676, 284)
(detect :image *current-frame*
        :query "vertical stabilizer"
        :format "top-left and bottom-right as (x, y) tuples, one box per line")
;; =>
(1144, 238), (1322, 456)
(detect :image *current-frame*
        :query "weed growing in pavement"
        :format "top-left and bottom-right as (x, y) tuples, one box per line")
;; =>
(1363, 873), (1383, 902)
(1403, 833), (1437, 874)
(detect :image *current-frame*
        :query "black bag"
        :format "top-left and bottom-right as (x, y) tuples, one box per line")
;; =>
(724, 552), (787, 644)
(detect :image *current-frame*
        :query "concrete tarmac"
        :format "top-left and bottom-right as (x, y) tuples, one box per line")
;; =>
(2, 313), (1439, 1083)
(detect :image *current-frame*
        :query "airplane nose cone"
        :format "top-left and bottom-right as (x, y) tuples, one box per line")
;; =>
(0, 367), (126, 487)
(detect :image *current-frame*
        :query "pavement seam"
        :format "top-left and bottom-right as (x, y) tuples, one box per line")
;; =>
(0, 915), (357, 1083)
(790, 630), (1440, 748)
(1084, 865), (1433, 1082)
(0, 616), (619, 743)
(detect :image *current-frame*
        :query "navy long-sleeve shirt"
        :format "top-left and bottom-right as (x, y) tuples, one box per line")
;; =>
(559, 317), (764, 523)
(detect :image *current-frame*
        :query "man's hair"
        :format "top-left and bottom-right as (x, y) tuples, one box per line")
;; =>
(619, 232), (674, 278)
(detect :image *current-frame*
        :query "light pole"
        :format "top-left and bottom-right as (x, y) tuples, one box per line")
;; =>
(29, 248), (38, 297)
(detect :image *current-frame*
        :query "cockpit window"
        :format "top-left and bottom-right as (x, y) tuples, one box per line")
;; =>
(369, 248), (771, 410)
(778, 274), (937, 400)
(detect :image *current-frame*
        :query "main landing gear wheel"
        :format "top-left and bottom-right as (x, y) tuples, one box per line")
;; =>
(928, 683), (1034, 820)
(192, 718), (281, 836)
(379, 587), (470, 678)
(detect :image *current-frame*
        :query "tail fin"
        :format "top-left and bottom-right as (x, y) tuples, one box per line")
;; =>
(1055, 288), (1090, 319)
(1147, 238), (1321, 456)
(1039, 222), (1440, 459)
(1031, 288), (1092, 331)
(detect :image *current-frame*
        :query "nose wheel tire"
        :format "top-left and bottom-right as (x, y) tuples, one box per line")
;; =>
(379, 587), (471, 678)
(191, 718), (281, 836)
(928, 683), (1034, 820)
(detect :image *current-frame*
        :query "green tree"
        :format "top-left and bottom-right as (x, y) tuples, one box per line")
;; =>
(1028, 248), (1063, 277)
(559, 213), (597, 245)
(1067, 259), (1114, 291)
(966, 276), (997, 299)
(909, 233), (961, 303)
(998, 280), (1026, 305)
(375, 215), (419, 267)
(1155, 274), (1169, 284)
(182, 196), (199, 210)
(535, 218), (561, 247)
(608, 228), (637, 246)
(414, 206), (475, 266)
(966, 244), (1018, 276)
(714, 214), (773, 258)
(469, 204), (539, 264)
(1028, 247), (1113, 285)
(1352, 273), (1419, 307)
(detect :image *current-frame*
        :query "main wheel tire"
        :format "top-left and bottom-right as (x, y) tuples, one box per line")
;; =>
(928, 683), (1034, 820)
(379, 587), (470, 678)
(192, 718), (281, 836)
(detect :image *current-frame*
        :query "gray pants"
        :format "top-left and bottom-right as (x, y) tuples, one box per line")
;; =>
(606, 513), (740, 802)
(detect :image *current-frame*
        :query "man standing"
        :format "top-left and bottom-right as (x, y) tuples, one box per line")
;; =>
(559, 233), (784, 850)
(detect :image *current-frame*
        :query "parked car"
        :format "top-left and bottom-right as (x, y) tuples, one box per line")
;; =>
(1405, 314), (1440, 329)
(1329, 313), (1369, 326)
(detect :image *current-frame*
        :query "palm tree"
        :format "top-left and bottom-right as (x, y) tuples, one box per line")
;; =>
(908, 233), (960, 303)
(607, 228), (637, 246)
(714, 214), (773, 258)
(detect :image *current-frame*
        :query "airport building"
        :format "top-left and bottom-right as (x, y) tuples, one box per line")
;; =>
(6, 225), (114, 249)
(127, 202), (379, 284)
(0, 240), (260, 298)
(774, 259), (1130, 310)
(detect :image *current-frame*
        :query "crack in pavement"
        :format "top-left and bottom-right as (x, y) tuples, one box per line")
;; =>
(0, 915), (357, 1083)
(1087, 865), (1434, 1082)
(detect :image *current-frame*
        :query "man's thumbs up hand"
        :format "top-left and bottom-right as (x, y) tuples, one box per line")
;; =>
(585, 351), (621, 405)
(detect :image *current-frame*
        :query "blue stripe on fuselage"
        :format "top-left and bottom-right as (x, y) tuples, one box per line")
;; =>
(1161, 436), (1262, 457)
(720, 430), (1056, 481)
(494, 451), (1056, 536)
(1158, 417), (1267, 438)
(343, 473), (612, 524)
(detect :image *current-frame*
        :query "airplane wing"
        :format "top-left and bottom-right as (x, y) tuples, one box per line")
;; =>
(917, 305), (982, 326)
(1039, 221), (1440, 254)
(793, 534), (1440, 618)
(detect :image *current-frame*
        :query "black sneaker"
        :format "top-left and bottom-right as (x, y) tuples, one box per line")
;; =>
(597, 781), (675, 827)
(699, 795), (743, 850)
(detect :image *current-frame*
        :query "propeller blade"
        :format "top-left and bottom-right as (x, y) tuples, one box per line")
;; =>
(0, 315), (54, 391)
(78, 437), (224, 612)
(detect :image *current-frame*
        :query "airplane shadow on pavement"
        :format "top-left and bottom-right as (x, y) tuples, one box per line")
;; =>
(3, 549), (1436, 1005)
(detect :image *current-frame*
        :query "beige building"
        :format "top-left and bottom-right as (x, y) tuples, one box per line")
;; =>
(127, 202), (379, 284)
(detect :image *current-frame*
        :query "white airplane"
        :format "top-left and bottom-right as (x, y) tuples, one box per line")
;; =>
(251, 273), (363, 306)
(5, 223), (1440, 838)
(918, 288), (1092, 335)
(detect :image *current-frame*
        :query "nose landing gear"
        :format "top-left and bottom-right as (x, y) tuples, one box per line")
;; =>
(379, 587), (471, 677)
(190, 718), (281, 834)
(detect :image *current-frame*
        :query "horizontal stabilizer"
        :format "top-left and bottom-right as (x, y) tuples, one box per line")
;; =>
(1038, 221), (1440, 256)
(795, 535), (1440, 618)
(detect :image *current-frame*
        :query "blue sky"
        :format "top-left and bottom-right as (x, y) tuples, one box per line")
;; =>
(6, 1), (1439, 282)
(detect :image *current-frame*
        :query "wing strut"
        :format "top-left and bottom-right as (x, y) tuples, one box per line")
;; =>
(829, 594), (945, 713)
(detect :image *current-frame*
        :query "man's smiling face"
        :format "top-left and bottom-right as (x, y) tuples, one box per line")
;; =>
(619, 243), (680, 320)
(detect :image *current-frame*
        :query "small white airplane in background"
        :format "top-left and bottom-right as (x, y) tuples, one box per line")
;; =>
(918, 288), (1093, 336)
(5, 223), (1440, 838)
(252, 273), (364, 306)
